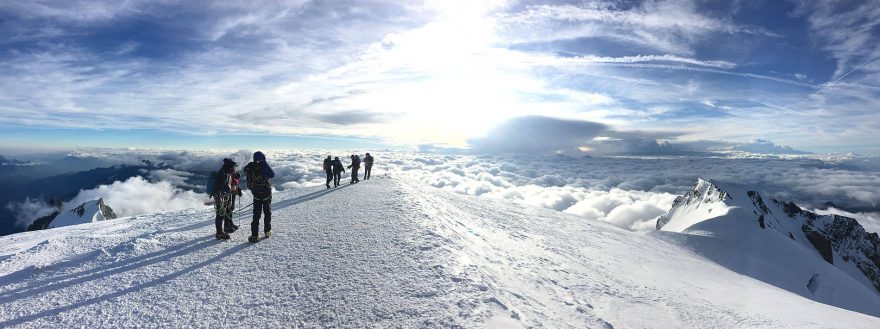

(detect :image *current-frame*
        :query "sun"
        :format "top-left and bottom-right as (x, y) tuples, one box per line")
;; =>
(346, 0), (542, 147)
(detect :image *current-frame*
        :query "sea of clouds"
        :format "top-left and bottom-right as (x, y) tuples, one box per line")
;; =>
(8, 148), (880, 234)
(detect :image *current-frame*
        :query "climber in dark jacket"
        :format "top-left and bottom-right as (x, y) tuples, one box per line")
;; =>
(243, 151), (275, 242)
(347, 155), (360, 184)
(363, 153), (374, 180)
(330, 157), (345, 187)
(323, 156), (332, 189)
(212, 158), (237, 240)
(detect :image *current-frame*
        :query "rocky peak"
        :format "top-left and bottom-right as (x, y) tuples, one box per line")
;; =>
(656, 179), (731, 230)
(27, 198), (117, 231)
(659, 179), (880, 295)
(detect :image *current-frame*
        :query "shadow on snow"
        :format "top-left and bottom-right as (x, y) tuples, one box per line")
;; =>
(0, 236), (255, 327)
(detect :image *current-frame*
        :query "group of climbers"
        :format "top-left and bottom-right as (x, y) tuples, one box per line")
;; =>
(322, 153), (374, 188)
(209, 151), (275, 242)
(322, 156), (345, 188)
(211, 152), (375, 241)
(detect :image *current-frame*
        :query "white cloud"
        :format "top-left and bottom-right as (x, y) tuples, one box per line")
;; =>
(5, 197), (57, 228)
(10, 148), (880, 234)
(793, 2), (880, 80)
(3, 0), (878, 155)
(812, 207), (880, 235)
(498, 1), (774, 55)
(65, 176), (206, 218)
(558, 55), (737, 69)
(147, 169), (197, 189)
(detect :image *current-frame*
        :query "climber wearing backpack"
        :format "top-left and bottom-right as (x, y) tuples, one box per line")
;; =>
(244, 151), (275, 243)
(323, 155), (332, 189)
(211, 158), (238, 240)
(363, 153), (374, 180)
(347, 154), (360, 184)
(330, 156), (345, 187)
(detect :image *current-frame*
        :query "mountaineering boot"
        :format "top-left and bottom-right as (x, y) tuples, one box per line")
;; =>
(264, 231), (272, 238)
(248, 234), (259, 243)
(224, 224), (239, 233)
(216, 232), (230, 240)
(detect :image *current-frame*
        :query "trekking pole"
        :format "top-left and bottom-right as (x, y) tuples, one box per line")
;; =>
(234, 201), (254, 214)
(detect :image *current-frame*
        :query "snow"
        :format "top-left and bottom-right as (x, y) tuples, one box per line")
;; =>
(1, 177), (879, 327)
(48, 199), (109, 229)
(657, 179), (880, 317)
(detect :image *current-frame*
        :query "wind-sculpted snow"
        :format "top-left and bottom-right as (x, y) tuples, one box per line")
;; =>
(1, 178), (878, 327)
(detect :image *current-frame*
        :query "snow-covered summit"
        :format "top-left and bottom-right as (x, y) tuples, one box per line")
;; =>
(657, 178), (880, 314)
(27, 198), (117, 231)
(655, 178), (732, 231)
(2, 178), (879, 327)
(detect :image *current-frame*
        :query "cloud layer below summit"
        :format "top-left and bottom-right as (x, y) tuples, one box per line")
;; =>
(7, 148), (878, 234)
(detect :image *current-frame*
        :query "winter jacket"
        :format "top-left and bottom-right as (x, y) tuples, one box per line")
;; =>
(213, 159), (237, 196)
(348, 156), (361, 170)
(245, 152), (275, 200)
(364, 155), (374, 168)
(323, 158), (331, 172)
(330, 159), (345, 173)
(213, 169), (231, 196)
(231, 172), (243, 196)
(252, 151), (275, 179)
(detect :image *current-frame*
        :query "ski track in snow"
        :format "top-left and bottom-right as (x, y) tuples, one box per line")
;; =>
(0, 178), (879, 328)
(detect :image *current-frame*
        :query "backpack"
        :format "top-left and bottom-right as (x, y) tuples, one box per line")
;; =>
(246, 163), (270, 190)
(205, 172), (217, 197)
(205, 171), (231, 198)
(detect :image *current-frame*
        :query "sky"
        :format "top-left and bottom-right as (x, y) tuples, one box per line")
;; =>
(1, 0), (880, 155)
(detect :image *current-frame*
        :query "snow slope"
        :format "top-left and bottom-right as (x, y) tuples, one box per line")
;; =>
(657, 179), (880, 316)
(48, 198), (117, 228)
(1, 178), (878, 328)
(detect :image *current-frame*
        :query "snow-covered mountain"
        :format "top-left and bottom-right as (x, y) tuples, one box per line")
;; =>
(26, 198), (117, 231)
(1, 178), (878, 327)
(657, 178), (880, 315)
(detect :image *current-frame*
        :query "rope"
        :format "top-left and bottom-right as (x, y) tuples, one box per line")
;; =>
(234, 201), (254, 214)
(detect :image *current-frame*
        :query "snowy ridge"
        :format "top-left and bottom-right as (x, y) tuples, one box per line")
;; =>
(655, 178), (732, 231)
(657, 179), (880, 316)
(0, 178), (879, 327)
(26, 198), (117, 231)
(50, 198), (117, 228)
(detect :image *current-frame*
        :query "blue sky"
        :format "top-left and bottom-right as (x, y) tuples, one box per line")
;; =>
(1, 0), (879, 155)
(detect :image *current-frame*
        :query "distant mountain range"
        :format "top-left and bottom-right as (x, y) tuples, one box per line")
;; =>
(0, 157), (166, 236)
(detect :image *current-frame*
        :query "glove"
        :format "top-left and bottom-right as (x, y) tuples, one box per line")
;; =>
(237, 189), (243, 197)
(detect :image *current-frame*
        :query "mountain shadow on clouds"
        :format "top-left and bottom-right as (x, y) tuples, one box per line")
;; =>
(728, 139), (810, 154)
(468, 116), (607, 155)
(467, 116), (699, 156)
(313, 110), (400, 125)
(467, 116), (806, 157)
(587, 136), (699, 156)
